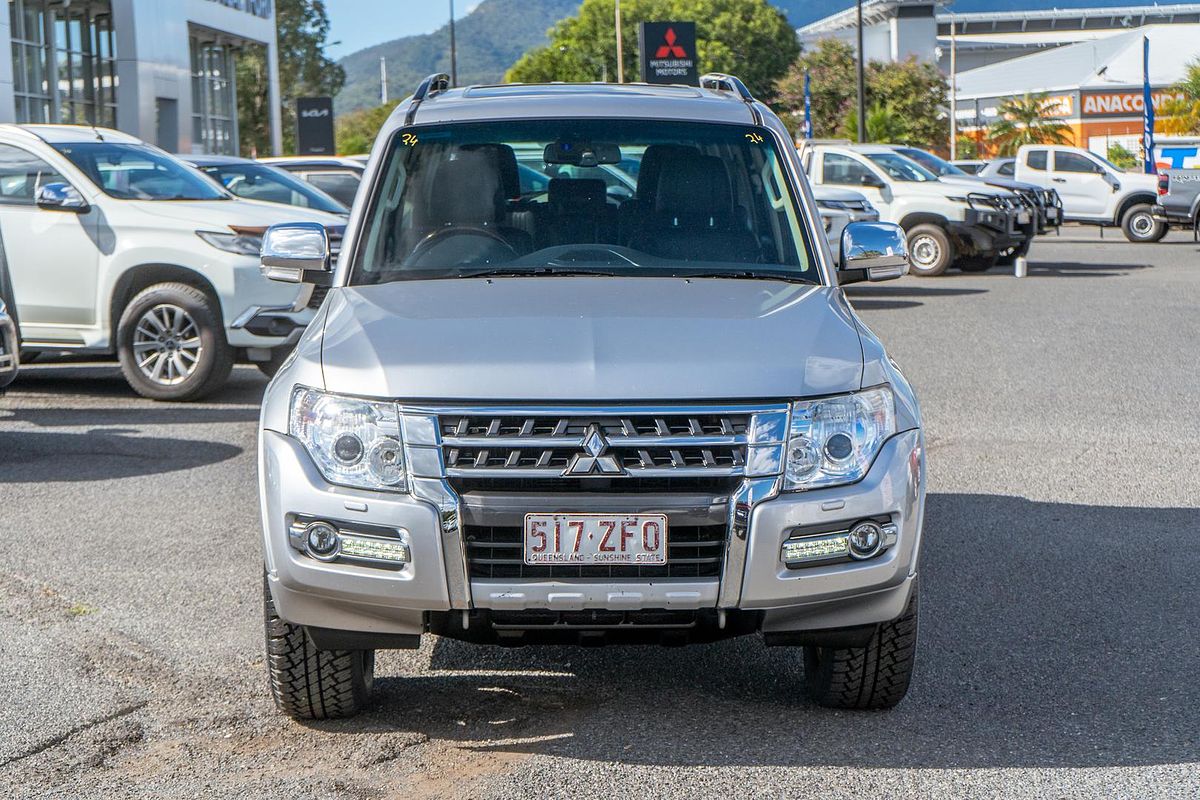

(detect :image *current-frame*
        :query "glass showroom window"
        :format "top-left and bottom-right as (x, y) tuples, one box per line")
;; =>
(8, 0), (116, 126)
(190, 36), (238, 155)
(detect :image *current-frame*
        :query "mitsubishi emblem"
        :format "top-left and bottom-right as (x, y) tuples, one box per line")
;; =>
(564, 424), (625, 477)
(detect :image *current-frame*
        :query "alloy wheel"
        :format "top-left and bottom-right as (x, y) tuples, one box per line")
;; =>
(132, 303), (203, 385)
(910, 234), (940, 268)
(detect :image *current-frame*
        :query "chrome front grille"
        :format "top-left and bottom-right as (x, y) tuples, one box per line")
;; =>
(440, 410), (760, 479)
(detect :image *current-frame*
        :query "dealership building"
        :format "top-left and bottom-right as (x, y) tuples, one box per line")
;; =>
(0, 0), (282, 155)
(797, 1), (1200, 155)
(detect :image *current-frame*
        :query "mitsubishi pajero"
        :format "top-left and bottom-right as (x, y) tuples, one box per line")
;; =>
(258, 75), (927, 718)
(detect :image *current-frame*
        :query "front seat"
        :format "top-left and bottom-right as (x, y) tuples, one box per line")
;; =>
(412, 147), (531, 256)
(628, 152), (759, 263)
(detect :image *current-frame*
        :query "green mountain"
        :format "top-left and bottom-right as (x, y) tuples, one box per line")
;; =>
(335, 0), (580, 114)
(336, 0), (1148, 115)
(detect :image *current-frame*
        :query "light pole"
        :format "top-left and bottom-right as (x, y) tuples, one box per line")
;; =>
(856, 0), (865, 143)
(949, 17), (958, 159)
(615, 0), (624, 83)
(449, 0), (458, 87)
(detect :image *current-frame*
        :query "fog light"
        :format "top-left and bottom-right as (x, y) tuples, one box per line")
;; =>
(304, 521), (341, 561)
(339, 533), (410, 563)
(848, 521), (883, 559)
(782, 533), (849, 565)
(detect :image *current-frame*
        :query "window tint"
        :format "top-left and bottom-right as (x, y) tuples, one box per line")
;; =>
(52, 142), (226, 200)
(0, 143), (68, 204)
(201, 163), (347, 214)
(865, 153), (937, 182)
(1055, 152), (1099, 174)
(355, 119), (817, 285)
(998, 161), (1015, 176)
(1025, 151), (1046, 171)
(822, 152), (878, 186)
(304, 171), (360, 206)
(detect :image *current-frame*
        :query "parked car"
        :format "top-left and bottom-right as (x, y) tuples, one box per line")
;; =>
(0, 297), (16, 392)
(977, 158), (1016, 178)
(0, 125), (343, 400)
(1153, 168), (1200, 236)
(258, 156), (365, 207)
(951, 159), (985, 174)
(887, 145), (1060, 265)
(812, 185), (879, 258)
(257, 73), (925, 720)
(1013, 145), (1163, 242)
(799, 141), (1031, 276)
(181, 154), (348, 217)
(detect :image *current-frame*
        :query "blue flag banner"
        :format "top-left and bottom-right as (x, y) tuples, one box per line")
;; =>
(803, 71), (813, 140)
(1143, 35), (1155, 174)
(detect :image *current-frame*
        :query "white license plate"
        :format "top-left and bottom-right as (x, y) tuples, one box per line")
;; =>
(1018, 211), (1031, 224)
(1047, 207), (1059, 221)
(523, 513), (669, 565)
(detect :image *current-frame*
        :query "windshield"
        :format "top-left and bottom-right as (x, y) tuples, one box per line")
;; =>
(865, 152), (938, 182)
(199, 162), (347, 214)
(898, 148), (966, 177)
(52, 142), (228, 201)
(353, 119), (818, 285)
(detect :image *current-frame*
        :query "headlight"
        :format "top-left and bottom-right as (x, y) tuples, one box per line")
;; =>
(196, 229), (264, 256)
(288, 387), (407, 492)
(783, 386), (895, 490)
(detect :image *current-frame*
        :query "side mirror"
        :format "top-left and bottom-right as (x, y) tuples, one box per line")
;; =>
(36, 182), (88, 213)
(838, 222), (909, 284)
(261, 222), (333, 285)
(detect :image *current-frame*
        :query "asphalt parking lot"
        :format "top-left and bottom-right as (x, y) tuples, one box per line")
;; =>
(1, 226), (1197, 799)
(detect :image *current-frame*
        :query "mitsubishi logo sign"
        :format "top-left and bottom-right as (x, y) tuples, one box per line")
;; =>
(639, 21), (698, 86)
(563, 424), (626, 477)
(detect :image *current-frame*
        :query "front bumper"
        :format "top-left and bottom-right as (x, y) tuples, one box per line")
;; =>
(260, 427), (925, 641)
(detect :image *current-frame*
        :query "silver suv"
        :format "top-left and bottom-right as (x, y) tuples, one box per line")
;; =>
(257, 74), (927, 719)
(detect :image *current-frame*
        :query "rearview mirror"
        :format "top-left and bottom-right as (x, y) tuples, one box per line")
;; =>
(261, 222), (333, 285)
(838, 222), (909, 284)
(36, 182), (89, 213)
(543, 141), (622, 167)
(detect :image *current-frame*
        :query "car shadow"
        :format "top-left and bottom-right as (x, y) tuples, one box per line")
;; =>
(843, 285), (987, 311)
(977, 261), (1154, 279)
(302, 492), (1199, 770)
(1, 363), (264, 426)
(0, 429), (243, 481)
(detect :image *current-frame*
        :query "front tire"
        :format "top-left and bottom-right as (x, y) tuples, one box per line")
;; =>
(1121, 204), (1166, 243)
(906, 225), (953, 277)
(264, 575), (375, 720)
(803, 582), (919, 710)
(116, 282), (233, 401)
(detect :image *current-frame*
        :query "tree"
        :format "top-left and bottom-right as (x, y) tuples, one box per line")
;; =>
(774, 41), (948, 147)
(1106, 142), (1137, 170)
(774, 38), (855, 139)
(988, 93), (1071, 155)
(237, 0), (346, 156)
(505, 0), (799, 100)
(336, 101), (400, 155)
(1159, 58), (1200, 135)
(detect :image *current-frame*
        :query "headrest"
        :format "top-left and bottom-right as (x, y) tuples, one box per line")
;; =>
(636, 144), (701, 202)
(653, 153), (735, 220)
(548, 178), (607, 214)
(461, 143), (520, 200)
(426, 150), (501, 225)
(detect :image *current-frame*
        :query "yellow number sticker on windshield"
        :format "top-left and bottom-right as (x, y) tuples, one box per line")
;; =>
(745, 132), (764, 144)
(401, 133), (419, 146)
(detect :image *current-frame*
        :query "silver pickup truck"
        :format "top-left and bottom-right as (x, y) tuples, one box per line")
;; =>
(1154, 169), (1200, 236)
(256, 74), (927, 719)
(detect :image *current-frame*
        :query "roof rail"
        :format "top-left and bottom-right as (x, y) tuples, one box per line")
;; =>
(404, 72), (451, 126)
(698, 73), (763, 125)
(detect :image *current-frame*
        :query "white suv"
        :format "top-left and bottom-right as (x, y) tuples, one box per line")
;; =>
(0, 125), (343, 400)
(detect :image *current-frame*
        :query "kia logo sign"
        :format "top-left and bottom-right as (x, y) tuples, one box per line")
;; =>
(639, 21), (698, 85)
(296, 97), (335, 155)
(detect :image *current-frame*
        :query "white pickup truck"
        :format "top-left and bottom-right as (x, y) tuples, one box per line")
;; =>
(799, 142), (1030, 276)
(1013, 145), (1163, 242)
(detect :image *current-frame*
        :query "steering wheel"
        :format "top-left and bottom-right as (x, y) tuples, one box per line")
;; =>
(404, 226), (517, 267)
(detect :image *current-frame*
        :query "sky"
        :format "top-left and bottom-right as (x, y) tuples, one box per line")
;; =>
(325, 1), (475, 60)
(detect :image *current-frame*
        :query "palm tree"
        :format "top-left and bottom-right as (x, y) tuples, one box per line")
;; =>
(988, 93), (1071, 155)
(1159, 59), (1200, 135)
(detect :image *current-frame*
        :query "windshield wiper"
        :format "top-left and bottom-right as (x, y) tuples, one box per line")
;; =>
(456, 266), (619, 279)
(673, 270), (818, 284)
